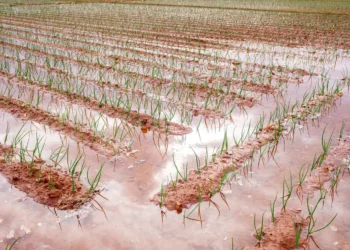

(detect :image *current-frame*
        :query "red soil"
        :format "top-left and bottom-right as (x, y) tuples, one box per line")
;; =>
(250, 209), (307, 250)
(305, 139), (350, 196)
(0, 145), (92, 210)
(150, 93), (342, 211)
(0, 96), (119, 158)
(0, 71), (192, 136)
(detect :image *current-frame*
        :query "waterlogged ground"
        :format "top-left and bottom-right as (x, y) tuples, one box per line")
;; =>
(0, 71), (349, 250)
(0, 2), (350, 250)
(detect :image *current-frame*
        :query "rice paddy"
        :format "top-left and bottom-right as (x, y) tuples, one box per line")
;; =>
(0, 0), (349, 249)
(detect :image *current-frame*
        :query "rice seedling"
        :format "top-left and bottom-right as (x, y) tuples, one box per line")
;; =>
(329, 166), (342, 204)
(270, 193), (277, 223)
(295, 221), (303, 248)
(220, 128), (229, 155)
(3, 121), (10, 144)
(281, 171), (293, 211)
(11, 122), (31, 149)
(310, 153), (319, 171)
(253, 210), (266, 246)
(295, 164), (309, 202)
(306, 191), (326, 221)
(190, 147), (201, 174)
(169, 172), (178, 189)
(159, 184), (167, 207)
(50, 144), (68, 168)
(339, 120), (346, 140)
(32, 132), (45, 159)
(173, 154), (188, 182)
(318, 127), (334, 166)
(5, 237), (22, 250)
(306, 210), (338, 248)
(87, 162), (105, 194)
(0, 3), (348, 248)
(184, 188), (204, 228)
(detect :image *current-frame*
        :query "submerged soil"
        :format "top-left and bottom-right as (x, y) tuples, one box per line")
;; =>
(0, 145), (92, 210)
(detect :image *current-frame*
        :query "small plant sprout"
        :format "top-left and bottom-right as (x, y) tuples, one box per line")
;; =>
(87, 163), (105, 194)
(295, 220), (303, 248)
(190, 147), (201, 174)
(159, 184), (167, 207)
(306, 190), (326, 222)
(5, 237), (22, 250)
(270, 193), (277, 223)
(3, 121), (10, 144)
(184, 187), (204, 228)
(220, 128), (229, 155)
(281, 171), (293, 211)
(169, 172), (179, 189)
(339, 120), (346, 140)
(329, 166), (342, 205)
(295, 164), (309, 202)
(173, 154), (188, 182)
(11, 122), (31, 149)
(205, 146), (209, 167)
(306, 192), (338, 248)
(318, 127), (334, 166)
(254, 210), (266, 246)
(310, 153), (319, 171)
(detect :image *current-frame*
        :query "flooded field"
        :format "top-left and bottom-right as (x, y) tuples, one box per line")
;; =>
(0, 1), (350, 249)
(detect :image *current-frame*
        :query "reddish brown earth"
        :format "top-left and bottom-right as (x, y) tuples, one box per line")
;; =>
(0, 25), (315, 84)
(0, 71), (192, 136)
(250, 209), (307, 250)
(305, 139), (350, 196)
(0, 96), (119, 158)
(151, 92), (342, 211)
(150, 124), (279, 212)
(0, 145), (92, 210)
(0, 18), (326, 79)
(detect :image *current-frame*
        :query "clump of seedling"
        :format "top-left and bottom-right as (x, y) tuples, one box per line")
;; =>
(270, 193), (277, 223)
(305, 191), (338, 248)
(295, 164), (309, 202)
(87, 163), (104, 194)
(281, 171), (293, 211)
(183, 187), (205, 228)
(253, 211), (266, 247)
(173, 154), (188, 182)
(317, 127), (334, 166)
(338, 120), (346, 140)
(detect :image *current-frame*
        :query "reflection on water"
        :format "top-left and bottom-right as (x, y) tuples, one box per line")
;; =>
(0, 25), (349, 250)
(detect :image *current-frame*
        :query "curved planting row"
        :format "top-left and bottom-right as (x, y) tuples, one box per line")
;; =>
(151, 88), (343, 211)
(0, 70), (193, 135)
(0, 95), (122, 158)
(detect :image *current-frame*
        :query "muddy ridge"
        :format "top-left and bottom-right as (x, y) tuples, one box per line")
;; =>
(304, 139), (350, 196)
(0, 96), (120, 158)
(0, 31), (303, 89)
(0, 71), (192, 136)
(0, 21), (318, 78)
(0, 54), (258, 121)
(0, 144), (92, 210)
(150, 92), (342, 211)
(1, 17), (325, 77)
(250, 209), (307, 250)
